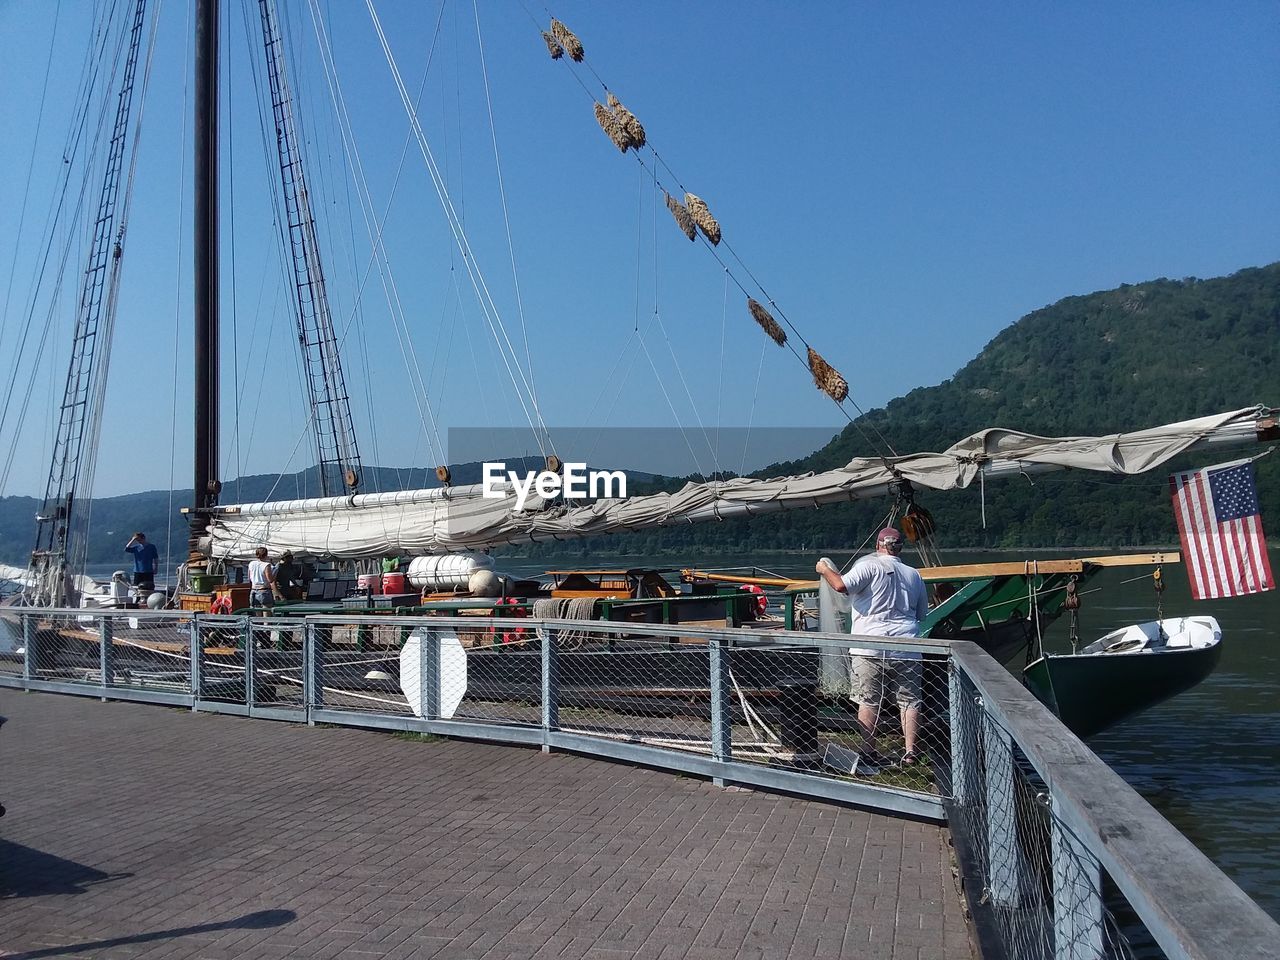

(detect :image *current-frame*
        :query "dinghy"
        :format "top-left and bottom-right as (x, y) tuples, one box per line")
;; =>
(1023, 617), (1223, 738)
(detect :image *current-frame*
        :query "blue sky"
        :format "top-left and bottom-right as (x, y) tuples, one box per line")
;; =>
(0, 1), (1276, 499)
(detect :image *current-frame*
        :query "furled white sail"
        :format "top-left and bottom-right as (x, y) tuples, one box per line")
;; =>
(206, 406), (1275, 560)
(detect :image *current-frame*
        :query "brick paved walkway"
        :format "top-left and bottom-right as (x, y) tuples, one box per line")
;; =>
(0, 692), (973, 959)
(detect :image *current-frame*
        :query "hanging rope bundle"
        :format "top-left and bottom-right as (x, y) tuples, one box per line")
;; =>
(747, 298), (786, 346)
(606, 92), (646, 149)
(593, 101), (631, 151)
(549, 18), (585, 62)
(684, 192), (721, 245)
(807, 346), (848, 401)
(664, 191), (697, 241)
(541, 31), (564, 59)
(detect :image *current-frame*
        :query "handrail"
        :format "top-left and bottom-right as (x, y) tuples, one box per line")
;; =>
(951, 641), (1280, 960)
(293, 612), (956, 655)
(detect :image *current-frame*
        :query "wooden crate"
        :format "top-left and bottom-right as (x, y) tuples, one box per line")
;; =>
(179, 592), (213, 612)
(216, 583), (253, 612)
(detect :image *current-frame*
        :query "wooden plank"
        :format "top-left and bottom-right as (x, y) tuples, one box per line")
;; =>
(922, 559), (1085, 579)
(785, 552), (1179, 592)
(1077, 551), (1181, 567)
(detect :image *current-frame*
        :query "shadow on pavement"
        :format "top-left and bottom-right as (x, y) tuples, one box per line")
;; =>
(1, 908), (297, 959)
(0, 841), (132, 899)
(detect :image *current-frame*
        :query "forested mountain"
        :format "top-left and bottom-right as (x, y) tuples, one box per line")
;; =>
(2, 263), (1276, 565)
(517, 263), (1280, 558)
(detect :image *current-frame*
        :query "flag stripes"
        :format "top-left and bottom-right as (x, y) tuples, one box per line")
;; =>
(1170, 463), (1274, 600)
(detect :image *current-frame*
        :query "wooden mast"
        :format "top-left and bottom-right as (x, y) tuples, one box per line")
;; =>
(190, 0), (220, 563)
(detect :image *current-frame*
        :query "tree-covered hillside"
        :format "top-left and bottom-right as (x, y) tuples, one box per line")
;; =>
(515, 263), (1280, 558)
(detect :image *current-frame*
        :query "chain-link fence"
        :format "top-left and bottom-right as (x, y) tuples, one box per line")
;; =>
(0, 608), (196, 693)
(949, 665), (1154, 960)
(0, 609), (27, 681)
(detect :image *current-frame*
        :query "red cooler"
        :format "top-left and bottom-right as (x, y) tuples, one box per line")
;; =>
(357, 573), (382, 595)
(382, 572), (407, 594)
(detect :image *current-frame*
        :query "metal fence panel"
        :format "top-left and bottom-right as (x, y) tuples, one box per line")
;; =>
(250, 619), (306, 713)
(0, 610), (25, 680)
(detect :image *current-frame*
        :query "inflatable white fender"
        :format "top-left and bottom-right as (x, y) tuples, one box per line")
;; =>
(399, 628), (467, 719)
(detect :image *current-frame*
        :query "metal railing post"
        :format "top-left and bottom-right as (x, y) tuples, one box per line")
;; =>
(419, 627), (440, 721)
(949, 664), (978, 804)
(302, 623), (315, 723)
(190, 617), (203, 710)
(1052, 804), (1105, 960)
(243, 617), (255, 708)
(22, 612), (34, 686)
(541, 625), (558, 751)
(982, 710), (1026, 907)
(99, 614), (114, 698)
(313, 624), (326, 711)
(710, 638), (732, 783)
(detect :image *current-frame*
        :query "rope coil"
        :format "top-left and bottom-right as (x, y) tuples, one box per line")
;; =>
(541, 30), (564, 59)
(664, 191), (697, 241)
(806, 346), (848, 402)
(606, 92), (646, 149)
(684, 192), (722, 245)
(747, 297), (786, 346)
(549, 18), (584, 62)
(593, 101), (631, 152)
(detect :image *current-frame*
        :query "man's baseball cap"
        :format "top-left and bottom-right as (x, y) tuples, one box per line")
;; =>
(877, 526), (903, 544)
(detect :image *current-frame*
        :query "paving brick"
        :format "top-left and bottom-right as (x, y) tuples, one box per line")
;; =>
(0, 692), (973, 960)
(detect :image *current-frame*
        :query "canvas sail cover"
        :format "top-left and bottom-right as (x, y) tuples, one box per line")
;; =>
(206, 407), (1271, 560)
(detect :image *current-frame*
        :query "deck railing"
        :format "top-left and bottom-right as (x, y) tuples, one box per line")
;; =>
(1, 607), (1275, 960)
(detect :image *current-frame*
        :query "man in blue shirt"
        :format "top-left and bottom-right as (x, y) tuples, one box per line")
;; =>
(124, 532), (159, 593)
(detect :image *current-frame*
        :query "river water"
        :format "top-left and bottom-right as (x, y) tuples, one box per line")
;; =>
(79, 548), (1280, 920)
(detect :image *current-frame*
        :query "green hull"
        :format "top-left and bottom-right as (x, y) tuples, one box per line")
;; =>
(1023, 641), (1222, 739)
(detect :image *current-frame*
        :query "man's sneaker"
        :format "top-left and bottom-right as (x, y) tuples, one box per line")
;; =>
(858, 748), (884, 771)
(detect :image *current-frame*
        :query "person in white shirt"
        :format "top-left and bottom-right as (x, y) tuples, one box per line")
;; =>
(815, 526), (929, 767)
(248, 547), (277, 610)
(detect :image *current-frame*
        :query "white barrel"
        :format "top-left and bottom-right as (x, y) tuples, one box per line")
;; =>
(406, 552), (495, 590)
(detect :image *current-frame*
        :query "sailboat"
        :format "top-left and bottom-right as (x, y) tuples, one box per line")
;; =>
(3, 3), (1274, 739)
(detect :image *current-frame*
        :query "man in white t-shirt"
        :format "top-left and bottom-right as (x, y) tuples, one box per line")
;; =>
(816, 526), (929, 766)
(248, 547), (277, 610)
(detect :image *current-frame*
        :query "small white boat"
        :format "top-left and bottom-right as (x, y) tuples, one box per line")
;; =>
(1024, 617), (1223, 738)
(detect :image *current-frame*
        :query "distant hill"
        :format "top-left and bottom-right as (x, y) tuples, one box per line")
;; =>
(4, 263), (1277, 565)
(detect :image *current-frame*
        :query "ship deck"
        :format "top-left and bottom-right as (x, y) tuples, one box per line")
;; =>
(0, 691), (973, 960)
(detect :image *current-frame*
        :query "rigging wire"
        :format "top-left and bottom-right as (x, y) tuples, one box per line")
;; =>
(77, 0), (169, 587)
(739, 336), (770, 476)
(0, 0), (65, 345)
(715, 269), (729, 474)
(471, 0), (541, 432)
(227, 2), (243, 502)
(363, 0), (554, 459)
(306, 0), (449, 471)
(0, 5), (131, 495)
(165, 0), (195, 587)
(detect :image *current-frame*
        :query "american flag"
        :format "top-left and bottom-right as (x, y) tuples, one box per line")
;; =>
(1169, 459), (1274, 600)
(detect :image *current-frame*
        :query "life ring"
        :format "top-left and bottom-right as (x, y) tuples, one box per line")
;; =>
(209, 595), (233, 615)
(739, 583), (768, 616)
(490, 597), (528, 644)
